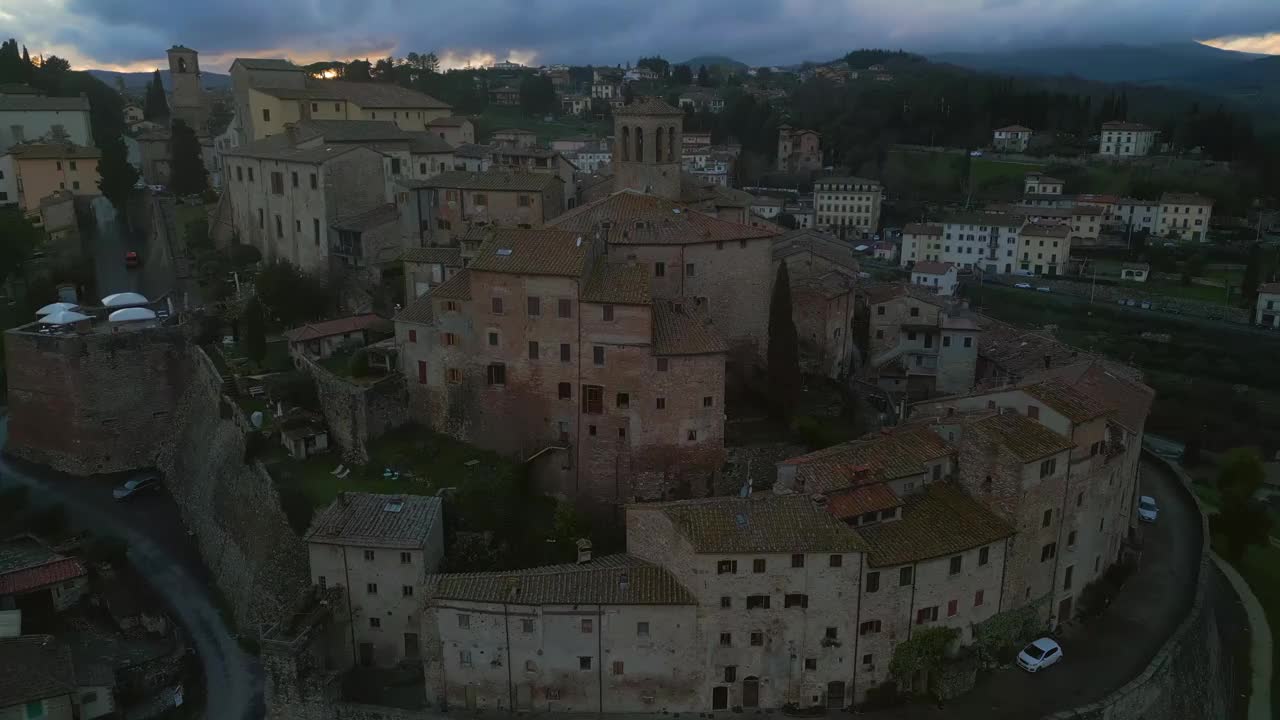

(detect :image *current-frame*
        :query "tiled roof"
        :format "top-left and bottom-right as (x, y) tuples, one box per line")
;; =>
(549, 190), (778, 246)
(452, 143), (493, 159)
(232, 57), (300, 71)
(1020, 359), (1154, 432)
(225, 134), (364, 164)
(581, 261), (651, 305)
(857, 483), (1014, 567)
(614, 97), (683, 116)
(305, 492), (443, 549)
(402, 247), (462, 266)
(1022, 223), (1070, 238)
(1160, 192), (1212, 206)
(296, 119), (409, 143)
(772, 229), (860, 273)
(791, 270), (855, 300)
(331, 203), (399, 232)
(1258, 282), (1280, 295)
(284, 314), (388, 343)
(429, 268), (472, 300)
(407, 132), (454, 154)
(784, 426), (952, 493)
(976, 317), (1088, 378)
(1071, 206), (1107, 216)
(1023, 380), (1111, 423)
(912, 261), (954, 275)
(256, 79), (451, 109)
(427, 555), (694, 605)
(394, 294), (434, 325)
(1102, 121), (1154, 131)
(0, 635), (76, 707)
(656, 494), (867, 553)
(814, 176), (880, 188)
(0, 95), (90, 112)
(903, 223), (943, 236)
(403, 170), (560, 192)
(428, 116), (471, 127)
(469, 229), (591, 277)
(10, 143), (100, 160)
(825, 483), (902, 521)
(652, 299), (728, 355)
(966, 412), (1075, 462)
(1026, 172), (1064, 183)
(943, 211), (1025, 227)
(0, 556), (86, 596)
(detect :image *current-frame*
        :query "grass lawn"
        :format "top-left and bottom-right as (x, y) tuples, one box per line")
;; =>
(1143, 279), (1233, 304)
(475, 106), (608, 144)
(972, 157), (1041, 184)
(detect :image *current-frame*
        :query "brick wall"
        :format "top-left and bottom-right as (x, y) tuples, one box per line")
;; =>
(5, 324), (190, 475)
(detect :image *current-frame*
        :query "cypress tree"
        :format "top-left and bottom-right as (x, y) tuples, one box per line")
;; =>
(169, 119), (208, 196)
(144, 69), (169, 120)
(767, 261), (801, 421)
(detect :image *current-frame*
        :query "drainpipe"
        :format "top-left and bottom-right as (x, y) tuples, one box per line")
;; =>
(905, 561), (919, 640)
(575, 276), (584, 495)
(597, 604), (604, 713)
(341, 546), (357, 667)
(1048, 446), (1075, 625)
(997, 537), (1011, 613)
(504, 602), (514, 712)
(850, 552), (864, 704)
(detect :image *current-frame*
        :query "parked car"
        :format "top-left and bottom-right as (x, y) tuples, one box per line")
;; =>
(113, 476), (160, 501)
(969, 150), (984, 157)
(1014, 282), (1033, 289)
(1140, 301), (1152, 310)
(1138, 495), (1158, 523)
(125, 251), (140, 268)
(1036, 287), (1051, 293)
(1017, 638), (1064, 672)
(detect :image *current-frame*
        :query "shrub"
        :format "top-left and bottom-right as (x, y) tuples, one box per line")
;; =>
(860, 681), (902, 710)
(347, 348), (370, 378)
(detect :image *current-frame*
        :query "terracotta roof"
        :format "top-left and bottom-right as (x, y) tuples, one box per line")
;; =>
(857, 483), (1014, 567)
(403, 170), (559, 193)
(402, 247), (462, 266)
(655, 494), (867, 553)
(430, 269), (472, 300)
(1071, 206), (1107, 216)
(784, 426), (952, 493)
(549, 190), (778, 246)
(225, 135), (365, 164)
(814, 176), (880, 188)
(825, 483), (902, 521)
(1022, 223), (1070, 238)
(331, 203), (399, 232)
(614, 97), (683, 116)
(1023, 380), (1111, 423)
(284, 314), (387, 343)
(903, 223), (943, 236)
(966, 412), (1075, 462)
(0, 95), (90, 112)
(469, 229), (591, 277)
(232, 57), (300, 71)
(296, 119), (409, 143)
(1160, 192), (1212, 206)
(772, 229), (860, 273)
(0, 635), (76, 708)
(1020, 359), (1153, 432)
(256, 79), (451, 109)
(581, 261), (651, 305)
(10, 143), (101, 160)
(652, 299), (728, 355)
(1102, 121), (1154, 131)
(394, 295), (434, 325)
(452, 143), (493, 159)
(943, 211), (1026, 228)
(427, 116), (471, 127)
(0, 556), (86, 596)
(427, 555), (694, 605)
(976, 317), (1087, 378)
(912, 261), (954, 275)
(305, 492), (443, 549)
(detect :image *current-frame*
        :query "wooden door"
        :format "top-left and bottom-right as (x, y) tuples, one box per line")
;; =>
(712, 686), (728, 710)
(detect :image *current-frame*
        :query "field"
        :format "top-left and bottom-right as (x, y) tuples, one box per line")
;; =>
(474, 106), (608, 144)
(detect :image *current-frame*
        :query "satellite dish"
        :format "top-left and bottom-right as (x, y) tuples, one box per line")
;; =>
(251, 411), (264, 429)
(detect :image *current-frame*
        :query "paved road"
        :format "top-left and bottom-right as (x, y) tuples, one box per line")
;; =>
(89, 193), (180, 304)
(0, 417), (264, 720)
(867, 458), (1203, 719)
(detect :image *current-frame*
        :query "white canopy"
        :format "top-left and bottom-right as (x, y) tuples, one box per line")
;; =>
(36, 302), (79, 316)
(37, 310), (91, 325)
(108, 307), (158, 322)
(101, 292), (149, 308)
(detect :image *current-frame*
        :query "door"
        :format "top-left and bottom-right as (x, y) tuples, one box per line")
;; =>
(465, 685), (478, 710)
(417, 360), (427, 384)
(712, 686), (728, 710)
(403, 632), (419, 659)
(742, 677), (759, 708)
(359, 642), (374, 667)
(826, 681), (845, 709)
(1058, 595), (1073, 623)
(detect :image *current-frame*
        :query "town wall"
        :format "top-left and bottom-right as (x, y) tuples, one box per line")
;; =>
(305, 358), (409, 464)
(4, 324), (189, 475)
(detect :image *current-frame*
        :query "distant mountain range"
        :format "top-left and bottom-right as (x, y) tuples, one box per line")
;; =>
(675, 55), (748, 73)
(86, 68), (232, 93)
(931, 42), (1263, 85)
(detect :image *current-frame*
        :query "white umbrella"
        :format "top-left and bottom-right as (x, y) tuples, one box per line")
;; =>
(36, 302), (79, 316)
(101, 292), (149, 308)
(37, 310), (91, 325)
(108, 307), (158, 322)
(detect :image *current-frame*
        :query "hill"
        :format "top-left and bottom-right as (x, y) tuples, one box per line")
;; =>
(87, 68), (232, 93)
(931, 42), (1261, 84)
(675, 55), (748, 73)
(1168, 54), (1280, 104)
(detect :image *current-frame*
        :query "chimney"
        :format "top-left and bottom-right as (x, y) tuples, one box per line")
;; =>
(576, 538), (592, 564)
(1043, 354), (1052, 369)
(284, 123), (299, 146)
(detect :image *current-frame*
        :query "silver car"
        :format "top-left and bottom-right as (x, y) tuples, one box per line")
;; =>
(113, 476), (160, 501)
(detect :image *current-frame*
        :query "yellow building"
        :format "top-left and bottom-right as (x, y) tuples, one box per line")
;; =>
(1016, 222), (1068, 276)
(8, 143), (101, 215)
(246, 80), (452, 141)
(1158, 192), (1213, 243)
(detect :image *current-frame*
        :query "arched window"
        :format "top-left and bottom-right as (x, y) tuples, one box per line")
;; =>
(178, 57), (188, 73)
(635, 127), (644, 163)
(620, 127), (630, 162)
(668, 127), (676, 161)
(654, 128), (663, 165)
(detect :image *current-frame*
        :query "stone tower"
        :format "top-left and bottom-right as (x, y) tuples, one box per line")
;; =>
(613, 97), (684, 201)
(167, 45), (207, 133)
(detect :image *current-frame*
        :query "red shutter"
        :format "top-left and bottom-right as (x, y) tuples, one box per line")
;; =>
(409, 329), (417, 343)
(417, 361), (427, 384)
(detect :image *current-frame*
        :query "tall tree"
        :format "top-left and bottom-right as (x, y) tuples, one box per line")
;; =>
(672, 64), (692, 86)
(243, 296), (267, 365)
(1213, 448), (1273, 562)
(767, 261), (801, 421)
(696, 64), (711, 87)
(97, 135), (139, 217)
(518, 74), (556, 116)
(169, 119), (207, 196)
(1240, 242), (1262, 309)
(0, 209), (41, 282)
(144, 69), (169, 120)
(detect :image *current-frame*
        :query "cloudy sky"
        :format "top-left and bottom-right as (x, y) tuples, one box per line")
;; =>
(3, 0), (1279, 73)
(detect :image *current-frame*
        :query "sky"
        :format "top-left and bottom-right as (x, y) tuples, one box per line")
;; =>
(2, 0), (1279, 73)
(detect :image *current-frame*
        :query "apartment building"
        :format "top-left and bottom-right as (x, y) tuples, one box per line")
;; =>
(814, 176), (881, 241)
(427, 116), (475, 145)
(1158, 192), (1213, 243)
(1016, 223), (1068, 276)
(900, 212), (1024, 274)
(1099, 121), (1156, 158)
(994, 125), (1033, 152)
(862, 284), (980, 399)
(1112, 198), (1160, 234)
(305, 493), (444, 667)
(0, 92), (92, 150)
(5, 143), (100, 214)
(911, 261), (958, 296)
(398, 171), (565, 256)
(565, 142), (612, 173)
(776, 126), (821, 174)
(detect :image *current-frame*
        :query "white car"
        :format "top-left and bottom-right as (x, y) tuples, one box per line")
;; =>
(1138, 495), (1158, 523)
(969, 150), (984, 157)
(1014, 282), (1033, 289)
(1017, 638), (1063, 672)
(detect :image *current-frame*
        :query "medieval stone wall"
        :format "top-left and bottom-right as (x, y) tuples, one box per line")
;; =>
(305, 358), (409, 464)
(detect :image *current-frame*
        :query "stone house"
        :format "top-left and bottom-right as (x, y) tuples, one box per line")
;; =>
(771, 229), (860, 379)
(1256, 282), (1280, 328)
(451, 143), (494, 172)
(871, 241), (897, 262)
(489, 146), (578, 210)
(398, 171), (564, 254)
(776, 126), (821, 174)
(1099, 121), (1156, 158)
(909, 261), (958, 296)
(427, 116), (476, 146)
(283, 313), (389, 361)
(0, 536), (89, 614)
(0, 635), (77, 720)
(488, 86), (520, 106)
(1023, 173), (1062, 196)
(491, 129), (538, 148)
(861, 284), (979, 399)
(1158, 192), (1213, 243)
(305, 492), (445, 668)
(993, 125), (1032, 152)
(6, 143), (100, 215)
(402, 246), (463, 301)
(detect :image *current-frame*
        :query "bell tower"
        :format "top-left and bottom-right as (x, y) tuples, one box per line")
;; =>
(612, 97), (684, 201)
(167, 45), (208, 133)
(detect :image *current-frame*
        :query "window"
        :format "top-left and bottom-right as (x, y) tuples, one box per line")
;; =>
(654, 261), (665, 277)
(584, 385), (604, 414)
(588, 425), (597, 436)
(829, 554), (843, 568)
(369, 617), (381, 628)
(916, 606), (938, 624)
(804, 658), (817, 671)
(864, 571), (881, 593)
(1068, 530), (1077, 548)
(717, 560), (737, 575)
(310, 173), (318, 189)
(560, 343), (571, 362)
(442, 332), (458, 346)
(746, 595), (770, 609)
(528, 296), (540, 316)
(899, 567), (913, 586)
(859, 620), (881, 636)
(947, 599), (958, 617)
(963, 337), (973, 348)
(1041, 543), (1057, 562)
(616, 392), (630, 409)
(686, 263), (696, 276)
(784, 593), (809, 608)
(366, 583), (378, 595)
(719, 632), (732, 647)
(236, 166), (244, 182)
(400, 551), (413, 564)
(910, 307), (920, 317)
(363, 550), (375, 561)
(581, 618), (593, 633)
(656, 397), (666, 409)
(636, 621), (650, 638)
(657, 358), (669, 372)
(750, 631), (764, 646)
(488, 331), (498, 346)
(949, 555), (962, 575)
(593, 346), (604, 366)
(275, 215), (283, 238)
(1077, 492), (1084, 507)
(269, 171), (284, 194)
(1063, 565), (1074, 591)
(753, 558), (766, 573)
(1042, 509), (1053, 527)
(1039, 458), (1057, 478)
(313, 218), (320, 245)
(492, 297), (504, 314)
(527, 341), (539, 360)
(943, 336), (951, 348)
(791, 553), (805, 568)
(1028, 405), (1040, 420)
(612, 660), (625, 675)
(248, 167), (254, 182)
(687, 429), (698, 441)
(558, 299), (572, 318)
(402, 585), (414, 597)
(474, 193), (488, 205)
(720, 596), (732, 608)
(446, 368), (462, 383)
(558, 382), (571, 400)
(487, 363), (506, 385)
(979, 546), (990, 566)
(579, 656), (592, 670)
(602, 304), (614, 321)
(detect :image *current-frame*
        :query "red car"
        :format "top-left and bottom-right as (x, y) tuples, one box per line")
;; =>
(125, 251), (140, 268)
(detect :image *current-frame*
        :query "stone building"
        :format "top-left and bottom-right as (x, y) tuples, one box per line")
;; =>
(392, 227), (728, 504)
(776, 126), (821, 174)
(428, 116), (476, 146)
(1099, 121), (1156, 158)
(771, 229), (860, 379)
(814, 177), (881, 241)
(861, 284), (979, 401)
(489, 145), (578, 210)
(402, 246), (463, 301)
(993, 125), (1032, 152)
(1158, 192), (1213, 243)
(305, 492), (444, 668)
(167, 45), (209, 135)
(612, 98), (684, 202)
(398, 171), (565, 256)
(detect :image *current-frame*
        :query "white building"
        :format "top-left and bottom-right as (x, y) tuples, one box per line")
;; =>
(814, 176), (881, 241)
(1023, 172), (1063, 196)
(0, 93), (93, 150)
(993, 125), (1032, 152)
(910, 261), (958, 295)
(1099, 121), (1157, 158)
(1119, 263), (1150, 282)
(565, 143), (612, 173)
(591, 82), (619, 100)
(1157, 192), (1213, 243)
(750, 195), (783, 219)
(1113, 198), (1160, 234)
(1256, 283), (1280, 328)
(900, 212), (1025, 275)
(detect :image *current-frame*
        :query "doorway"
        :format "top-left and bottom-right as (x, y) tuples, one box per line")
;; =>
(742, 677), (760, 708)
(1058, 595), (1073, 623)
(358, 642), (374, 667)
(403, 633), (420, 659)
(712, 686), (728, 710)
(826, 681), (845, 709)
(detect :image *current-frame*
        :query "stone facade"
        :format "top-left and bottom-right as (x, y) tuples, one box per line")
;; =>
(776, 127), (821, 174)
(305, 358), (409, 464)
(862, 285), (979, 400)
(612, 99), (683, 202)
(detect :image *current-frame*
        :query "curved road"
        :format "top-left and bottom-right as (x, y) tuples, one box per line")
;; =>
(0, 417), (263, 720)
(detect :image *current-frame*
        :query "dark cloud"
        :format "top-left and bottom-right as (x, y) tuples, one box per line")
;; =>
(14, 0), (1280, 70)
